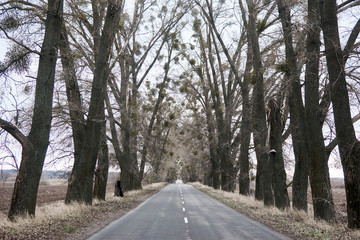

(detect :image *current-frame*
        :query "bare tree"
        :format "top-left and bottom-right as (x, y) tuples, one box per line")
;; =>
(319, 0), (360, 228)
(65, 0), (121, 204)
(276, 0), (335, 221)
(0, 0), (63, 220)
(239, 0), (273, 204)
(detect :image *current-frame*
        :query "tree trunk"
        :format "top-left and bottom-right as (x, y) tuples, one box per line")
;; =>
(275, 0), (310, 214)
(65, 1), (121, 204)
(319, 0), (360, 228)
(267, 99), (290, 210)
(116, 52), (140, 191)
(304, 0), (335, 222)
(290, 121), (309, 212)
(93, 121), (109, 200)
(244, 0), (269, 202)
(239, 50), (252, 196)
(205, 105), (220, 189)
(6, 0), (63, 220)
(277, 0), (335, 221)
(59, 22), (87, 204)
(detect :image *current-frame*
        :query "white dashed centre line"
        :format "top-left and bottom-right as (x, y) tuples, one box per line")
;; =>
(183, 207), (186, 212)
(184, 217), (188, 224)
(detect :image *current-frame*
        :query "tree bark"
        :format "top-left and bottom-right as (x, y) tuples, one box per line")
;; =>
(93, 121), (109, 200)
(277, 0), (335, 221)
(319, 0), (360, 228)
(278, 0), (335, 220)
(6, 0), (63, 220)
(267, 99), (290, 210)
(65, 0), (121, 204)
(244, 0), (270, 202)
(59, 23), (86, 203)
(118, 54), (139, 191)
(239, 48), (252, 196)
(304, 0), (335, 222)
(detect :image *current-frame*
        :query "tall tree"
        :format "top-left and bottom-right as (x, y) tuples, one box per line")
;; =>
(240, 0), (273, 204)
(59, 22), (86, 191)
(65, 0), (121, 204)
(0, 0), (63, 220)
(196, 0), (254, 192)
(238, 47), (252, 196)
(319, 0), (360, 228)
(304, 0), (335, 221)
(276, 0), (335, 221)
(138, 39), (176, 186)
(107, 0), (189, 191)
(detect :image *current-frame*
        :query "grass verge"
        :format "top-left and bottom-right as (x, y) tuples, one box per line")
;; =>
(0, 182), (167, 240)
(190, 182), (360, 240)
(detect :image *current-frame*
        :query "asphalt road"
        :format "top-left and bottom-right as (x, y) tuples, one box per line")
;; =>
(87, 184), (292, 240)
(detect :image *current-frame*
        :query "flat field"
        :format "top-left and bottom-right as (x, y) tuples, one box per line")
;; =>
(0, 180), (114, 214)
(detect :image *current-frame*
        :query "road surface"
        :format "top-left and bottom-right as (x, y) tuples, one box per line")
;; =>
(87, 184), (291, 240)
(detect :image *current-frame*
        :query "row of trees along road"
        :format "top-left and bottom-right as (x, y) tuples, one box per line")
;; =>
(0, 0), (359, 228)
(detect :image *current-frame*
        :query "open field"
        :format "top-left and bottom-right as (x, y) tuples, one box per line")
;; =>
(0, 179), (118, 214)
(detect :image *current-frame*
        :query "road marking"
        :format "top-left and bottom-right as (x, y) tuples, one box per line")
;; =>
(183, 207), (186, 212)
(182, 201), (184, 204)
(184, 217), (188, 223)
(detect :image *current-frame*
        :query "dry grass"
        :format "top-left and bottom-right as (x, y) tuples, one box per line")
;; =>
(191, 182), (360, 240)
(0, 202), (90, 229)
(0, 182), (167, 239)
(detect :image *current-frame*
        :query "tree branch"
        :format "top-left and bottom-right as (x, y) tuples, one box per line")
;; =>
(0, 118), (29, 148)
(325, 112), (360, 158)
(0, 26), (41, 55)
(343, 17), (360, 63)
(337, 0), (360, 11)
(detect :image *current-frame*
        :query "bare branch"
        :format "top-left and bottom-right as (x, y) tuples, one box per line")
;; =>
(337, 0), (360, 12)
(343, 18), (360, 63)
(0, 26), (41, 55)
(0, 118), (29, 149)
(325, 112), (360, 158)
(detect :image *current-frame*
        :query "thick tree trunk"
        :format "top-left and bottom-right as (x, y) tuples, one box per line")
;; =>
(65, 1), (121, 204)
(93, 122), (109, 200)
(115, 53), (140, 191)
(267, 99), (290, 210)
(7, 0), (63, 220)
(276, 0), (310, 214)
(245, 0), (269, 202)
(319, 0), (360, 228)
(59, 22), (87, 204)
(305, 0), (335, 222)
(290, 121), (308, 212)
(277, 0), (335, 221)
